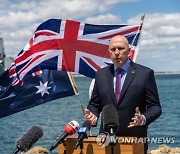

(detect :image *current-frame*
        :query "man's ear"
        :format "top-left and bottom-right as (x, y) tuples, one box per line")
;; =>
(108, 48), (111, 56)
(128, 47), (133, 59)
(127, 47), (131, 54)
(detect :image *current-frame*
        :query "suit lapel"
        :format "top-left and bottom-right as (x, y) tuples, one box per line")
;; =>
(106, 65), (117, 106)
(119, 62), (136, 103)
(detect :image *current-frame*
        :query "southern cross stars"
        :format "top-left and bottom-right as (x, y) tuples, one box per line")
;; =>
(35, 81), (51, 97)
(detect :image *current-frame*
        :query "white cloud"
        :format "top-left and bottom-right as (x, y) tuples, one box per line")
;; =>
(1, 0), (132, 57)
(128, 13), (180, 50)
(84, 13), (120, 24)
(0, 0), (179, 71)
(128, 13), (180, 71)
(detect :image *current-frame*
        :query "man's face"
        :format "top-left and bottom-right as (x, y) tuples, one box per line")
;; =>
(108, 36), (130, 68)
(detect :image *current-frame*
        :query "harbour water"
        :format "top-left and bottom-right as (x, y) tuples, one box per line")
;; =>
(0, 74), (179, 153)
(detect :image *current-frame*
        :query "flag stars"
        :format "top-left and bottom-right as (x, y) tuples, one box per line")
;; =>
(35, 81), (51, 97)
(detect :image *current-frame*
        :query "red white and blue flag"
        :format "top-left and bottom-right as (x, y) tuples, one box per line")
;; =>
(0, 69), (75, 118)
(9, 19), (142, 85)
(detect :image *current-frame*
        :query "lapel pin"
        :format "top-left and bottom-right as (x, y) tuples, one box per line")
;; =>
(131, 70), (135, 74)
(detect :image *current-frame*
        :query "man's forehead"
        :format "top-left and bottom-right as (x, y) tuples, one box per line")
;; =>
(109, 36), (129, 46)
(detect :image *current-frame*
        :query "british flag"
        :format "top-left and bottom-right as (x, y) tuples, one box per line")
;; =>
(9, 19), (142, 85)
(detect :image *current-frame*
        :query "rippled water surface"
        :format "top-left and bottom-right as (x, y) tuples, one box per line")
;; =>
(0, 74), (179, 153)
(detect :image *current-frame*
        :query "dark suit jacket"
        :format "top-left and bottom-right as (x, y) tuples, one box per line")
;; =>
(87, 61), (162, 137)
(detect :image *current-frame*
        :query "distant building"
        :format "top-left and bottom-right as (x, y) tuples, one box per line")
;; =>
(4, 56), (14, 70)
(0, 37), (5, 74)
(0, 37), (14, 74)
(0, 37), (5, 68)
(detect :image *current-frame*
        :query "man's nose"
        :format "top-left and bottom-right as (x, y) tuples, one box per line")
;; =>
(115, 48), (120, 54)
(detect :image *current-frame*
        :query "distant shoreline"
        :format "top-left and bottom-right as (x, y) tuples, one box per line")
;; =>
(155, 72), (180, 75)
(73, 72), (180, 77)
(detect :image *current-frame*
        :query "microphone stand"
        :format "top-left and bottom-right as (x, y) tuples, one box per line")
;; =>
(79, 142), (83, 154)
(111, 146), (114, 154)
(12, 148), (19, 154)
(109, 128), (117, 154)
(63, 141), (66, 154)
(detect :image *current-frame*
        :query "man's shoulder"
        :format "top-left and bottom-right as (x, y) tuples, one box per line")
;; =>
(97, 65), (112, 74)
(131, 62), (153, 72)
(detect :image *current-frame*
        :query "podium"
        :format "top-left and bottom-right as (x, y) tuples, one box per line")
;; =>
(58, 136), (144, 154)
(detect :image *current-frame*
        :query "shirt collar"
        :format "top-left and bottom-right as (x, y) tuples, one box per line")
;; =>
(114, 59), (130, 73)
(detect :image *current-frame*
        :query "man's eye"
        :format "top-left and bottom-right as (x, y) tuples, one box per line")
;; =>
(110, 47), (123, 52)
(110, 48), (116, 51)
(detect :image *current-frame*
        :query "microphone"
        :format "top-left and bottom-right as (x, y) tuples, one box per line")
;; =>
(102, 105), (119, 146)
(12, 125), (43, 154)
(74, 120), (91, 149)
(49, 120), (79, 151)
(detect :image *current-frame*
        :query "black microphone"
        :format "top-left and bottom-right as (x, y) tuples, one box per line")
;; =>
(12, 125), (43, 154)
(102, 105), (119, 146)
(50, 120), (79, 151)
(74, 120), (91, 149)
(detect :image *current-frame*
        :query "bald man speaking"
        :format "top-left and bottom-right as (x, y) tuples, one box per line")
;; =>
(85, 35), (162, 154)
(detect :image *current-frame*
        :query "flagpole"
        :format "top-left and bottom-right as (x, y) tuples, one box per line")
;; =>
(67, 72), (93, 136)
(67, 72), (86, 117)
(130, 13), (145, 62)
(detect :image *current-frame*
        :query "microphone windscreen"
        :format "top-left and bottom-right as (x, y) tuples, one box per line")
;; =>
(16, 125), (43, 152)
(82, 120), (91, 130)
(102, 105), (119, 133)
(65, 120), (79, 135)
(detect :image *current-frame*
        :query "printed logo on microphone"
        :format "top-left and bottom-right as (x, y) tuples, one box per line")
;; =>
(69, 120), (79, 129)
(96, 133), (110, 148)
(78, 127), (89, 138)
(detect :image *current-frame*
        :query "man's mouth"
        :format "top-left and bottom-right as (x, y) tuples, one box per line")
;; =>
(115, 58), (121, 61)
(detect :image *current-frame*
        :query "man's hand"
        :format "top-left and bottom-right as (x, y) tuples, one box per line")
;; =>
(84, 109), (98, 126)
(128, 107), (143, 128)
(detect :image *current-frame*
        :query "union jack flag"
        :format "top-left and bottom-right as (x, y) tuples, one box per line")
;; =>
(9, 19), (142, 85)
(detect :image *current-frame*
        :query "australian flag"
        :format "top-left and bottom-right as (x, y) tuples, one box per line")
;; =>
(9, 18), (142, 85)
(0, 69), (75, 118)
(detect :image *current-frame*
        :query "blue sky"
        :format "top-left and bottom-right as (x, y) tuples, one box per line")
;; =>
(115, 0), (180, 15)
(0, 0), (180, 72)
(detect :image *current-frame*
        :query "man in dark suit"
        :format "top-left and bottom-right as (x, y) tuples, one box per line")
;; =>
(85, 35), (162, 153)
